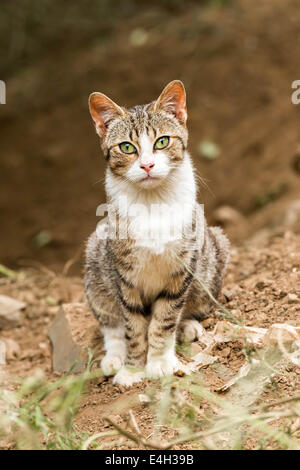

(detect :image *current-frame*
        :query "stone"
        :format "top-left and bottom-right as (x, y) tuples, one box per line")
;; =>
(287, 293), (299, 304)
(0, 295), (26, 329)
(263, 323), (300, 346)
(174, 369), (185, 377)
(213, 206), (244, 227)
(1, 338), (20, 360)
(48, 303), (103, 373)
(222, 288), (236, 301)
(138, 394), (151, 404)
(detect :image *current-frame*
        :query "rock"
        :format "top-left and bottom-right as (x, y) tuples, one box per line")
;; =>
(222, 288), (236, 301)
(0, 295), (26, 329)
(174, 369), (185, 377)
(138, 394), (151, 404)
(0, 340), (6, 365)
(213, 206), (244, 227)
(1, 338), (20, 360)
(20, 348), (41, 360)
(263, 323), (300, 346)
(287, 293), (299, 304)
(255, 280), (272, 290)
(269, 200), (300, 233)
(48, 303), (103, 373)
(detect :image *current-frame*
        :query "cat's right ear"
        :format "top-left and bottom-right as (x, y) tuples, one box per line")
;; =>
(89, 92), (125, 137)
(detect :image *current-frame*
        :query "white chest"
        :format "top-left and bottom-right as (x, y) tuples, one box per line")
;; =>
(127, 201), (194, 254)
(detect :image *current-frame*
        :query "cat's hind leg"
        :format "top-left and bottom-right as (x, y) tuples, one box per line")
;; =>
(178, 279), (215, 344)
(178, 318), (207, 343)
(179, 225), (230, 344)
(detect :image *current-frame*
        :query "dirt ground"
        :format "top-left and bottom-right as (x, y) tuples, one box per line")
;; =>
(1, 0), (300, 272)
(0, 228), (299, 449)
(1, 0), (300, 450)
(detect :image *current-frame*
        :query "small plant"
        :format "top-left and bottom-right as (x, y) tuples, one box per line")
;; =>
(0, 350), (107, 450)
(106, 360), (300, 450)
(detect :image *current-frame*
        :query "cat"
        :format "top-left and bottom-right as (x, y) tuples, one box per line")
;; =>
(84, 80), (230, 386)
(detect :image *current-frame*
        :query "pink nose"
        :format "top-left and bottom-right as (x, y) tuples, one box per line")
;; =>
(140, 162), (155, 174)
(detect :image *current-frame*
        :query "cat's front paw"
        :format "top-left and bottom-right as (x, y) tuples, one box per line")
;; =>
(101, 353), (125, 376)
(146, 352), (181, 379)
(113, 366), (145, 387)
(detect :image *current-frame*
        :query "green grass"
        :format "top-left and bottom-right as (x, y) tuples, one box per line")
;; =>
(1, 263), (299, 450)
(0, 350), (108, 450)
(1, 343), (300, 450)
(104, 346), (300, 450)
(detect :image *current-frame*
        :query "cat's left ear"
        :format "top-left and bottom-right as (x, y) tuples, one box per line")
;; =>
(154, 80), (187, 125)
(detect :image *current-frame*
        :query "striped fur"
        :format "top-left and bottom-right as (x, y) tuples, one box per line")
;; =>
(85, 81), (230, 386)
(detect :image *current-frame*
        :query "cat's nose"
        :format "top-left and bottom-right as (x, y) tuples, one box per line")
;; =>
(140, 162), (155, 174)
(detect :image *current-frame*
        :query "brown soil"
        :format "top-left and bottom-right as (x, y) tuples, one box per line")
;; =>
(1, 0), (300, 450)
(1, 0), (300, 272)
(1, 229), (299, 449)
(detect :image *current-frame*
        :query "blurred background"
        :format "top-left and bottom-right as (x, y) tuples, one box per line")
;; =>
(1, 0), (300, 274)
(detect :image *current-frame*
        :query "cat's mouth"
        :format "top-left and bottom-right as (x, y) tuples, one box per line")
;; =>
(140, 175), (160, 182)
(138, 175), (162, 187)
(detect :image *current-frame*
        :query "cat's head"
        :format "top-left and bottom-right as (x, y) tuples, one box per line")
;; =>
(89, 81), (188, 190)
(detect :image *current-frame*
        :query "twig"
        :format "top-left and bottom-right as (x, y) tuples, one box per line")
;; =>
(261, 394), (300, 411)
(105, 417), (140, 445)
(81, 430), (119, 450)
(128, 409), (142, 436)
(105, 417), (171, 450)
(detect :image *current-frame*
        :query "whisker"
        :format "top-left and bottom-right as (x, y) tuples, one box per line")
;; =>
(195, 174), (214, 197)
(93, 176), (106, 186)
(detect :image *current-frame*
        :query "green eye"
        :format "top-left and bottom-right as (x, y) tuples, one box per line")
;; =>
(154, 136), (169, 150)
(119, 142), (137, 154)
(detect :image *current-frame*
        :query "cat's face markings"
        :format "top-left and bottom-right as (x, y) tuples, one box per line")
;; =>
(125, 132), (171, 188)
(89, 81), (188, 188)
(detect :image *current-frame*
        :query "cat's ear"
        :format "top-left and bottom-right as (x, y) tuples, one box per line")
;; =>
(154, 80), (187, 125)
(89, 92), (125, 136)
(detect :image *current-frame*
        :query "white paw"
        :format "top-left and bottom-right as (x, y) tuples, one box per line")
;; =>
(101, 353), (124, 376)
(146, 352), (181, 379)
(180, 320), (205, 343)
(113, 366), (145, 387)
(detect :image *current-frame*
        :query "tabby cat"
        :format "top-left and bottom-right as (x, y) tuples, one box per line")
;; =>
(85, 81), (230, 386)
